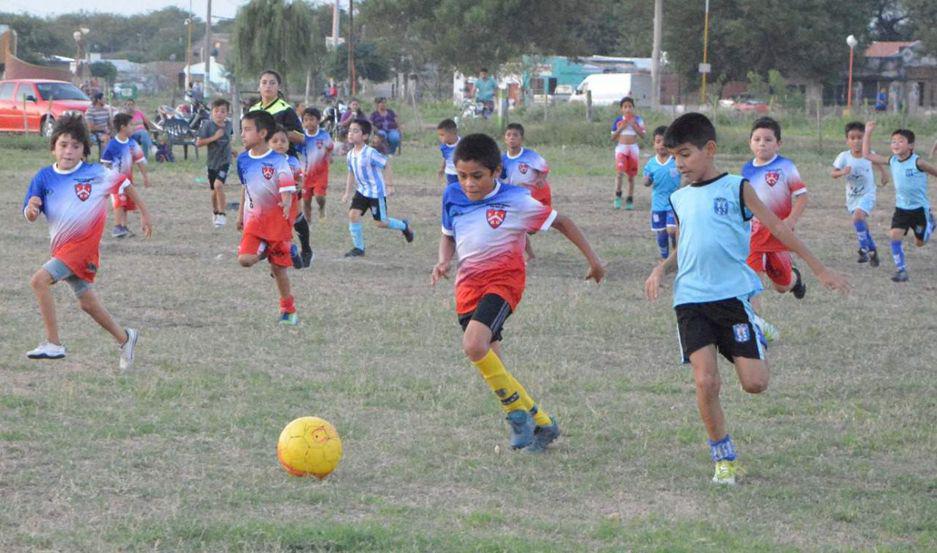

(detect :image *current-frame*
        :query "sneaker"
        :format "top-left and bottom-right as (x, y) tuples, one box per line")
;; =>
(111, 225), (128, 238)
(302, 249), (315, 268)
(625, 197), (634, 211)
(755, 317), (780, 344)
(290, 244), (303, 269)
(613, 196), (622, 210)
(526, 416), (560, 453)
(857, 249), (869, 263)
(891, 269), (909, 282)
(790, 267), (806, 299)
(26, 342), (66, 360)
(869, 249), (880, 267)
(119, 328), (138, 371)
(279, 312), (299, 326)
(401, 219), (414, 243)
(712, 460), (738, 485)
(344, 247), (365, 257)
(217, 213), (227, 228)
(505, 409), (536, 450)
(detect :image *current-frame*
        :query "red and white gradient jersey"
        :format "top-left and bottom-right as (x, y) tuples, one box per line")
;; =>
(23, 161), (129, 281)
(302, 128), (334, 177)
(101, 136), (145, 181)
(441, 181), (556, 314)
(742, 154), (807, 252)
(501, 147), (550, 192)
(286, 154), (304, 187)
(236, 149), (296, 242)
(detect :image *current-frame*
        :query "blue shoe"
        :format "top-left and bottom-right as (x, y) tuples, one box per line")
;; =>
(526, 417), (560, 453)
(506, 409), (535, 449)
(290, 244), (302, 269)
(401, 219), (414, 243)
(279, 312), (299, 325)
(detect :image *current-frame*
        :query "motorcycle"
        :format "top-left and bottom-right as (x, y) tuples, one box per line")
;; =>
(321, 99), (347, 140)
(455, 98), (491, 124)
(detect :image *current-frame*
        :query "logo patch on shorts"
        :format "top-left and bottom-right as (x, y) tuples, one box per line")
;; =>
(74, 182), (92, 201)
(261, 164), (275, 180)
(486, 208), (506, 228)
(765, 170), (781, 186)
(713, 197), (729, 216)
(733, 323), (751, 343)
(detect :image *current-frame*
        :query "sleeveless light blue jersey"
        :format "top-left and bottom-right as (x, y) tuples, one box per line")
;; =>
(890, 153), (930, 210)
(671, 173), (763, 307)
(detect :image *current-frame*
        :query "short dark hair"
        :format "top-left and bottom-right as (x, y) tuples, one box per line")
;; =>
(892, 129), (915, 144)
(50, 113), (91, 158)
(350, 118), (372, 137)
(112, 113), (133, 131)
(505, 122), (525, 137)
(437, 118), (457, 132)
(480, 68), (489, 73)
(844, 121), (865, 136)
(453, 133), (501, 173)
(242, 110), (277, 140)
(619, 96), (635, 107)
(663, 112), (716, 150)
(211, 98), (231, 110)
(653, 125), (668, 139)
(751, 116), (781, 141)
(303, 107), (322, 120)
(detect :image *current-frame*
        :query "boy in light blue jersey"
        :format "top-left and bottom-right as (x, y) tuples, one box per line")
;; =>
(645, 113), (848, 485)
(862, 121), (937, 282)
(831, 122), (890, 266)
(437, 118), (461, 185)
(643, 126), (681, 259)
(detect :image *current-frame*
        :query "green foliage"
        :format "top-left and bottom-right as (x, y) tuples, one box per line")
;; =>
(89, 61), (118, 84)
(327, 42), (391, 84)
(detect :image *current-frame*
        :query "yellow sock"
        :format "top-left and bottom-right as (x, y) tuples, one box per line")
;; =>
(472, 349), (551, 426)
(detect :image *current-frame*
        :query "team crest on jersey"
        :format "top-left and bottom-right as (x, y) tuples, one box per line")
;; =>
(713, 197), (729, 216)
(262, 164), (275, 180)
(316, 141), (324, 150)
(518, 163), (529, 174)
(74, 182), (92, 201)
(486, 208), (507, 228)
(765, 170), (781, 186)
(733, 323), (751, 343)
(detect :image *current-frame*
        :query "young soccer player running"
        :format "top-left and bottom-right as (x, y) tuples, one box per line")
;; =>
(501, 122), (552, 260)
(196, 98), (234, 228)
(831, 122), (890, 266)
(862, 121), (937, 282)
(340, 119), (414, 257)
(23, 114), (152, 369)
(436, 118), (461, 185)
(102, 112), (150, 238)
(235, 111), (300, 325)
(643, 125), (681, 259)
(611, 96), (646, 210)
(301, 107), (334, 224)
(645, 113), (848, 485)
(270, 126), (308, 269)
(432, 133), (605, 452)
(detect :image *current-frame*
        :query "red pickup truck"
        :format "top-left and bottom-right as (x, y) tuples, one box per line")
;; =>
(0, 79), (91, 136)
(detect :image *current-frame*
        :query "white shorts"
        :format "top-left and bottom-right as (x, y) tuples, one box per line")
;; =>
(847, 193), (876, 216)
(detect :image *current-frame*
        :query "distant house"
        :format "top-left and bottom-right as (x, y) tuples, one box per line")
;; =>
(853, 41), (937, 112)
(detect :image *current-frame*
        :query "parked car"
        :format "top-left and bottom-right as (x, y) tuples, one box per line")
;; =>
(568, 73), (652, 106)
(0, 79), (91, 136)
(732, 97), (769, 114)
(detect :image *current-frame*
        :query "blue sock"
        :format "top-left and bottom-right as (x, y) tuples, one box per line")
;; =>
(386, 218), (407, 231)
(655, 230), (669, 259)
(708, 434), (737, 462)
(349, 222), (364, 250)
(890, 239), (906, 271)
(854, 219), (874, 251)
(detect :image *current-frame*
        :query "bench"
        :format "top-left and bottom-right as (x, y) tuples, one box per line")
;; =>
(162, 118), (199, 160)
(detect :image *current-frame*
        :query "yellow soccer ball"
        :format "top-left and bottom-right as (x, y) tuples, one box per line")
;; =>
(277, 416), (343, 479)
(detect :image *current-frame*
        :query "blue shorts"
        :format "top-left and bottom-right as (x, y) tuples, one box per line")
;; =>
(846, 193), (875, 216)
(445, 173), (459, 185)
(651, 210), (676, 231)
(43, 258), (91, 297)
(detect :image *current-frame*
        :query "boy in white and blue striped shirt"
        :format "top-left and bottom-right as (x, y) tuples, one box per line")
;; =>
(341, 119), (414, 257)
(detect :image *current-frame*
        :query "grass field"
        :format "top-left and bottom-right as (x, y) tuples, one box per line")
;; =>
(1, 111), (936, 552)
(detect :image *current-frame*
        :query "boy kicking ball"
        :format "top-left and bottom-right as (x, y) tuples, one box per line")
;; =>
(24, 114), (152, 369)
(432, 133), (605, 452)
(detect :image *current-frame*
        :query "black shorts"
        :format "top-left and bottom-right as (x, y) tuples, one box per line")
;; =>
(891, 207), (931, 241)
(350, 191), (388, 221)
(458, 294), (512, 343)
(208, 164), (230, 189)
(675, 297), (765, 364)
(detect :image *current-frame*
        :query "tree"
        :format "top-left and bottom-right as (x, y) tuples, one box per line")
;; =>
(905, 0), (937, 55)
(327, 41), (391, 84)
(90, 61), (118, 85)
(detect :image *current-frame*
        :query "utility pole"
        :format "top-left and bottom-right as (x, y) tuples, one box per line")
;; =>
(204, 0), (212, 94)
(348, 0), (356, 95)
(651, 0), (662, 110)
(699, 0), (710, 105)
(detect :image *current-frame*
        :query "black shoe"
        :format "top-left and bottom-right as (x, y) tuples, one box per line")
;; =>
(869, 249), (879, 267)
(891, 269), (909, 282)
(402, 219), (414, 243)
(857, 249), (869, 263)
(302, 250), (315, 268)
(791, 267), (806, 299)
(344, 247), (365, 257)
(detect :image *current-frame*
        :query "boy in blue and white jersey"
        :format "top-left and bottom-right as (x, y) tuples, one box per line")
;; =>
(862, 121), (937, 282)
(645, 113), (848, 485)
(341, 119), (414, 257)
(437, 118), (461, 185)
(831, 122), (890, 266)
(643, 126), (681, 259)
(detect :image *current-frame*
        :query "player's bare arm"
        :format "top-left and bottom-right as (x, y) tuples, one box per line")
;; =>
(24, 196), (42, 221)
(830, 166), (851, 179)
(877, 164), (890, 186)
(643, 175), (653, 187)
(916, 158), (937, 178)
(123, 185), (152, 238)
(645, 244), (678, 301)
(786, 192), (808, 228)
(136, 160), (151, 187)
(862, 121), (890, 165)
(384, 163), (394, 195)
(236, 188), (246, 230)
(742, 182), (849, 294)
(431, 234), (455, 285)
(549, 214), (606, 283)
(280, 191), (292, 220)
(341, 172), (354, 204)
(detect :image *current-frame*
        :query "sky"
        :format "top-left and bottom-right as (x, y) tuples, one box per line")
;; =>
(5, 0), (342, 20)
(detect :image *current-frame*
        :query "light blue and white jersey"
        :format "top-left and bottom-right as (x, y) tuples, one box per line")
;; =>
(643, 155), (681, 212)
(890, 153), (930, 210)
(670, 173), (763, 307)
(347, 144), (388, 198)
(440, 137), (460, 176)
(833, 150), (876, 213)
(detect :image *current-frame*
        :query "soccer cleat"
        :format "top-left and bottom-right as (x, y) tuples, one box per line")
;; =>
(290, 244), (303, 269)
(505, 409), (536, 450)
(712, 460), (738, 485)
(869, 249), (880, 267)
(279, 312), (299, 326)
(891, 269), (909, 282)
(26, 342), (66, 360)
(402, 219), (414, 243)
(119, 328), (138, 371)
(111, 225), (128, 238)
(790, 267), (806, 299)
(344, 247), (365, 257)
(216, 213), (227, 228)
(526, 417), (560, 453)
(625, 197), (634, 211)
(302, 250), (315, 268)
(613, 196), (622, 210)
(857, 249), (869, 263)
